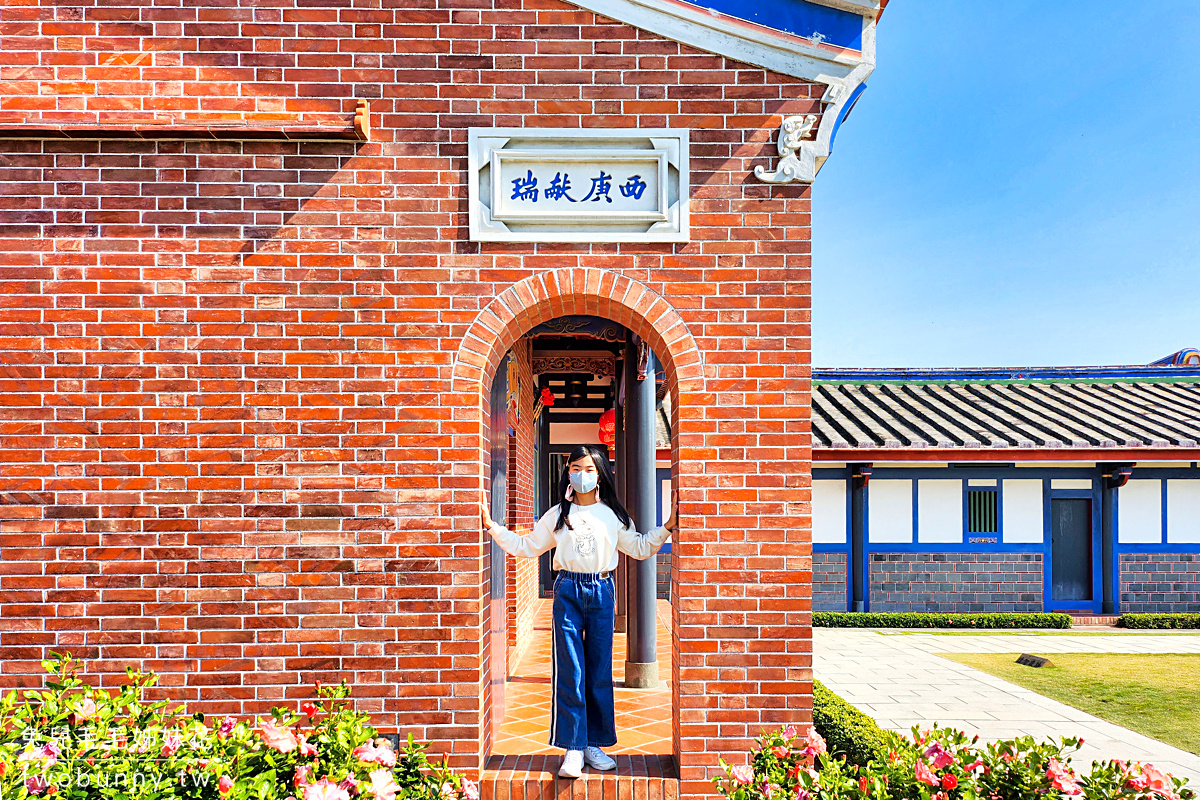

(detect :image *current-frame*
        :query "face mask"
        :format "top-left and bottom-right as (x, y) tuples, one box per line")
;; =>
(569, 470), (598, 495)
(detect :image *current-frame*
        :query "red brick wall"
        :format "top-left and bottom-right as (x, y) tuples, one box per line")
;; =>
(505, 338), (538, 663)
(0, 1), (817, 794)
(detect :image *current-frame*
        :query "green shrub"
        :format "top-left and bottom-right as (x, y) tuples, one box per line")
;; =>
(0, 653), (473, 800)
(811, 680), (896, 768)
(712, 722), (1194, 800)
(812, 612), (1071, 629)
(1119, 613), (1200, 629)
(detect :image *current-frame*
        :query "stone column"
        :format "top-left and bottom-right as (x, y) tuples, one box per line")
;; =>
(623, 335), (658, 688)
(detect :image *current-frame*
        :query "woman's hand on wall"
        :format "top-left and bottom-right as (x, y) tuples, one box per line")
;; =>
(480, 498), (495, 531)
(664, 489), (678, 532)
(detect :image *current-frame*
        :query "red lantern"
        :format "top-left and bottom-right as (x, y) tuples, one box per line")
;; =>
(598, 408), (615, 445)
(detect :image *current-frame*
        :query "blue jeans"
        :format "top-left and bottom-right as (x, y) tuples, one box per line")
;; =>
(550, 571), (617, 750)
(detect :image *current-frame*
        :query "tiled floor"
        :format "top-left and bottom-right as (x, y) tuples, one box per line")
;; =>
(493, 598), (673, 755)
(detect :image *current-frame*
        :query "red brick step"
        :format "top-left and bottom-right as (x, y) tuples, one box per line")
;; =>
(481, 754), (678, 800)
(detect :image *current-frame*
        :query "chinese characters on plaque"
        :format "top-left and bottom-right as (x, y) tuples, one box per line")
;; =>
(468, 129), (689, 243)
(509, 169), (648, 204)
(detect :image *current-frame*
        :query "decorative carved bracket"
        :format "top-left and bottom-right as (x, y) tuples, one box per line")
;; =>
(532, 356), (616, 379)
(754, 114), (819, 184)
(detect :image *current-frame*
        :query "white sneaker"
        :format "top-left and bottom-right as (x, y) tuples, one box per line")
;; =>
(583, 746), (616, 771)
(559, 750), (584, 778)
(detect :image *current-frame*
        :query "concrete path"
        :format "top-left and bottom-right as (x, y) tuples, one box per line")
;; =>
(813, 628), (1200, 782)
(896, 631), (1200, 654)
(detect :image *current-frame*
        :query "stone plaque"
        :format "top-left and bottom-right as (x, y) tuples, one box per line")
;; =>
(468, 128), (689, 243)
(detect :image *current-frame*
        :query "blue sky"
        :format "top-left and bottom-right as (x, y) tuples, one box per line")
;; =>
(812, 2), (1200, 368)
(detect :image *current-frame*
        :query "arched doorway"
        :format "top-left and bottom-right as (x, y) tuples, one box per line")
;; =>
(453, 267), (705, 769)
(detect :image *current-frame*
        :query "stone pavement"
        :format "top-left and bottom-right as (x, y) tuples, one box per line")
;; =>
(814, 628), (1200, 782)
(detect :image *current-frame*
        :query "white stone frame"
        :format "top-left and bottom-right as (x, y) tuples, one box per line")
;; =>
(467, 128), (690, 243)
(563, 0), (880, 183)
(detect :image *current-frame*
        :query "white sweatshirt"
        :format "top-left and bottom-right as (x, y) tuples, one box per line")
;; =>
(488, 501), (670, 573)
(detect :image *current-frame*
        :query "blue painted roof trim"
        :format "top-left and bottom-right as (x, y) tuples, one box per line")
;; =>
(813, 365), (1200, 382)
(828, 80), (866, 153)
(678, 0), (863, 50)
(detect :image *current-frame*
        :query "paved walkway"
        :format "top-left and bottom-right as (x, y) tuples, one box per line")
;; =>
(493, 598), (672, 755)
(814, 629), (1200, 782)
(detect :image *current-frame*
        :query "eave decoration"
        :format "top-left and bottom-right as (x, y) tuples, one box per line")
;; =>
(562, 0), (882, 184)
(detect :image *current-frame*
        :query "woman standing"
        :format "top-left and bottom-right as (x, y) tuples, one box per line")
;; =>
(480, 444), (676, 778)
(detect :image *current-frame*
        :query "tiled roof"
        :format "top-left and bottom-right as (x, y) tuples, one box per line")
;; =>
(810, 367), (1200, 450)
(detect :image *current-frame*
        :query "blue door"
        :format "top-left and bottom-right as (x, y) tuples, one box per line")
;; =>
(1050, 498), (1093, 607)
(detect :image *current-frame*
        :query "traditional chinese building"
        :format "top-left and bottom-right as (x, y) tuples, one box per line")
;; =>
(0, 1), (888, 798)
(810, 353), (1200, 616)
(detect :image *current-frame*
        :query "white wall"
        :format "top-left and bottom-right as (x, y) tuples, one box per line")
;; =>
(1119, 479), (1163, 543)
(1002, 480), (1043, 543)
(549, 422), (601, 444)
(918, 480), (962, 543)
(813, 479), (848, 544)
(868, 479), (913, 543)
(1167, 479), (1200, 543)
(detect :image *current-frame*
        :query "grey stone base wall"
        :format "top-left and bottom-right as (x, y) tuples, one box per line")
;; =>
(1120, 553), (1200, 612)
(869, 552), (1043, 613)
(813, 552), (848, 611)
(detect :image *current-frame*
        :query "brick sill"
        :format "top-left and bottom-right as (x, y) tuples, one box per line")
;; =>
(0, 101), (370, 142)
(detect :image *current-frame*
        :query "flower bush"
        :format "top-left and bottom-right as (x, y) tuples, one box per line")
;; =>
(714, 723), (1194, 800)
(0, 653), (476, 800)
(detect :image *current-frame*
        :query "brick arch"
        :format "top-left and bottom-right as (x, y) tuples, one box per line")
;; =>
(452, 267), (703, 396)
(457, 266), (704, 768)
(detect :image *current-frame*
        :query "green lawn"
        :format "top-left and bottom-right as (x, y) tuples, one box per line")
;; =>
(940, 653), (1200, 755)
(890, 630), (1200, 637)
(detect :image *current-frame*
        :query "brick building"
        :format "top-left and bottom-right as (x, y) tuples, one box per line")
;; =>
(0, 1), (887, 797)
(810, 355), (1200, 615)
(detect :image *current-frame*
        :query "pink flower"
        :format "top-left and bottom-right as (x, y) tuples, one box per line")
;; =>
(304, 779), (351, 800)
(805, 727), (826, 755)
(294, 765), (312, 789)
(367, 770), (402, 800)
(923, 742), (954, 771)
(731, 765), (754, 785)
(261, 720), (299, 754)
(18, 743), (60, 768)
(941, 774), (958, 791)
(297, 734), (318, 758)
(915, 760), (939, 787)
(1046, 759), (1081, 796)
(26, 776), (49, 796)
(795, 790), (810, 800)
(161, 733), (182, 758)
(302, 703), (318, 717)
(965, 760), (984, 773)
(1143, 764), (1176, 798)
(219, 776), (235, 796)
(70, 696), (99, 725)
(783, 725), (800, 740)
(771, 746), (789, 759)
(338, 776), (360, 793)
(460, 779), (480, 800)
(353, 743), (397, 768)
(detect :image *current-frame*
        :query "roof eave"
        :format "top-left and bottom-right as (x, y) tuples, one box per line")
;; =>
(563, 0), (880, 181)
(813, 447), (1200, 463)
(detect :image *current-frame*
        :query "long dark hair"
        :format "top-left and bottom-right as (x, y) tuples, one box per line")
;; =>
(553, 444), (633, 532)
